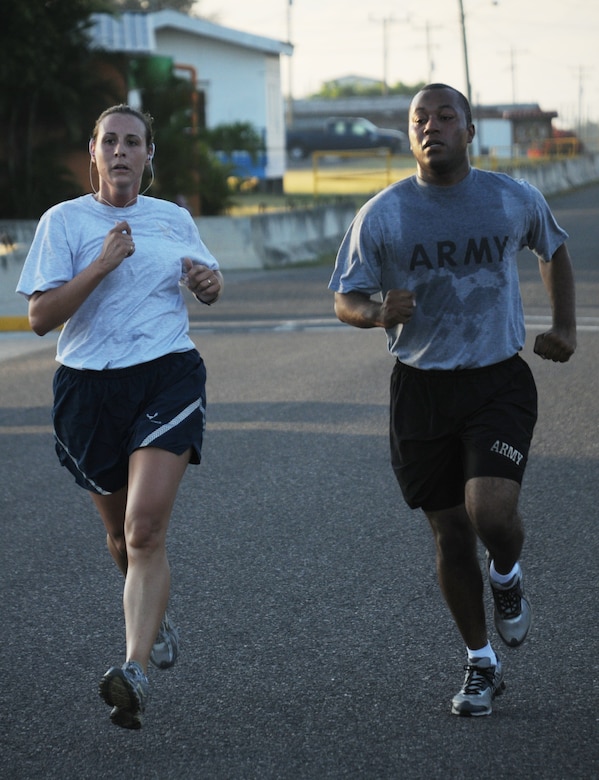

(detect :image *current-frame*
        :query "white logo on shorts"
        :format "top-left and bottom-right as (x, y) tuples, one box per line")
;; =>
(490, 439), (524, 465)
(146, 412), (163, 425)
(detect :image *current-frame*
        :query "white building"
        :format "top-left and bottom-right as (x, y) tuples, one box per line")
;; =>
(91, 11), (293, 190)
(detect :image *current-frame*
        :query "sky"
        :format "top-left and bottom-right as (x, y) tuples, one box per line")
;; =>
(197, 0), (598, 129)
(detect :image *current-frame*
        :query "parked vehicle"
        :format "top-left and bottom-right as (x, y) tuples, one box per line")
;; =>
(286, 117), (407, 159)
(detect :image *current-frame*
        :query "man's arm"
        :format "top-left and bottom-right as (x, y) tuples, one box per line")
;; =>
(334, 289), (416, 329)
(534, 242), (577, 362)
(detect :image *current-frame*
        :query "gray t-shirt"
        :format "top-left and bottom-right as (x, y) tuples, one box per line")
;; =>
(17, 194), (218, 369)
(329, 168), (568, 369)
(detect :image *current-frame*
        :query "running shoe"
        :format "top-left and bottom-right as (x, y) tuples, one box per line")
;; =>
(488, 557), (532, 647)
(451, 656), (506, 716)
(99, 660), (149, 730)
(149, 612), (180, 670)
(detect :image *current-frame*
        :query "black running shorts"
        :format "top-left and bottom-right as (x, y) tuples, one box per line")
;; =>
(52, 350), (207, 495)
(389, 354), (538, 511)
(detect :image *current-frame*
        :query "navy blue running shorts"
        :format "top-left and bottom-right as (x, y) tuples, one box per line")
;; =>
(52, 350), (207, 495)
(389, 354), (538, 512)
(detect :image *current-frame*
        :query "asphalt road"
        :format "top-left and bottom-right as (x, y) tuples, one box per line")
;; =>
(1, 184), (598, 779)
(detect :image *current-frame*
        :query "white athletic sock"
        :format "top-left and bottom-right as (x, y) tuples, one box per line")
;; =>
(467, 642), (497, 666)
(490, 559), (521, 586)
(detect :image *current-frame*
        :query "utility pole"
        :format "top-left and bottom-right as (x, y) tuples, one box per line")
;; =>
(457, 3), (500, 111)
(503, 46), (527, 105)
(286, 0), (294, 127)
(411, 20), (443, 83)
(577, 65), (583, 137)
(457, 0), (472, 106)
(573, 65), (592, 139)
(425, 21), (435, 83)
(370, 14), (410, 95)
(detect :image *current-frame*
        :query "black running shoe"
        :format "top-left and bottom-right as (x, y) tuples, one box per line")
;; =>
(451, 656), (506, 716)
(488, 556), (532, 647)
(149, 612), (180, 670)
(99, 661), (149, 730)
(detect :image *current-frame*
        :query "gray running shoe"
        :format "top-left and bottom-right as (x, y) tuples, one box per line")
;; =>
(99, 660), (149, 730)
(451, 656), (506, 717)
(149, 612), (180, 670)
(488, 560), (532, 647)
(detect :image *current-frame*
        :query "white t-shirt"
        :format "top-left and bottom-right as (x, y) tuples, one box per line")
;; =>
(17, 194), (219, 369)
(329, 168), (568, 370)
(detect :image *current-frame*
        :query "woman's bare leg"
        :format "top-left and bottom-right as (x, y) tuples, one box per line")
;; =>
(92, 447), (190, 671)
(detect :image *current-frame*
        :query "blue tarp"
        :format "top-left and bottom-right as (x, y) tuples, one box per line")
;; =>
(215, 150), (267, 180)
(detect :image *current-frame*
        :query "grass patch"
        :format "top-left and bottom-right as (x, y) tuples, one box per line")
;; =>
(228, 156), (417, 216)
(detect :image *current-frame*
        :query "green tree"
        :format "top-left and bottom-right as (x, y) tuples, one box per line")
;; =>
(0, 0), (120, 217)
(201, 122), (265, 160)
(311, 79), (425, 99)
(194, 147), (235, 216)
(133, 58), (235, 215)
(0, 0), (252, 217)
(136, 66), (199, 203)
(111, 0), (201, 16)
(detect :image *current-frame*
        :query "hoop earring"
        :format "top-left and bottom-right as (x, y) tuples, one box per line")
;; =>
(89, 157), (99, 195)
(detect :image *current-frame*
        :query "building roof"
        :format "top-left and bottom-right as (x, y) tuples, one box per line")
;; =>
(152, 10), (293, 56)
(476, 103), (558, 121)
(293, 94), (412, 116)
(503, 108), (558, 121)
(89, 10), (293, 57)
(91, 12), (155, 53)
